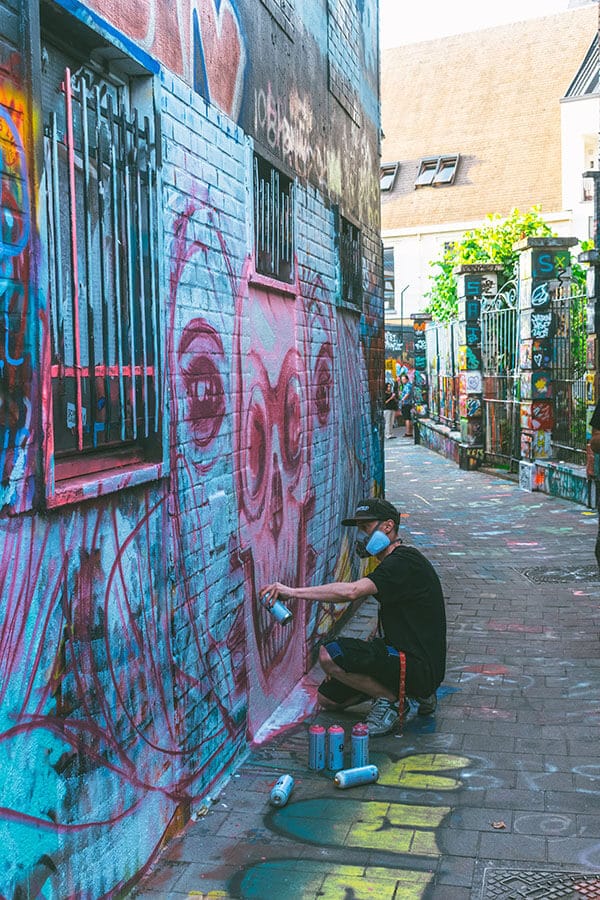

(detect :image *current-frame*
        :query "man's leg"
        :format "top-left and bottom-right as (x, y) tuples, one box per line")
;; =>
(319, 646), (396, 702)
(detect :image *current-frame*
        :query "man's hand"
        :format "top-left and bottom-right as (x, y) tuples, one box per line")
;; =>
(259, 583), (295, 608)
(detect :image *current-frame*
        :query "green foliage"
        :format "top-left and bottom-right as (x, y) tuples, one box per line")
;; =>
(425, 207), (554, 322)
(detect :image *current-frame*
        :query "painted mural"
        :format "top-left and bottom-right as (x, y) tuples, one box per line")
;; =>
(0, 0), (382, 895)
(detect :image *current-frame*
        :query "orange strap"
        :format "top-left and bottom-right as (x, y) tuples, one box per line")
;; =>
(398, 650), (406, 732)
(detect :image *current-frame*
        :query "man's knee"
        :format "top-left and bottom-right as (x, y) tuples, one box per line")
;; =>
(319, 644), (337, 675)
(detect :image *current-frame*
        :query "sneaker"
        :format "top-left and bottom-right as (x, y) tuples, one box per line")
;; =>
(365, 697), (406, 736)
(415, 692), (437, 716)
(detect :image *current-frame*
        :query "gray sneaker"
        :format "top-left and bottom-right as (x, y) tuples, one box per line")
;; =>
(365, 697), (402, 736)
(415, 693), (437, 716)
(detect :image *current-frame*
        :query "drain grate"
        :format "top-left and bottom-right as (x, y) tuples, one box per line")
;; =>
(482, 868), (600, 898)
(521, 565), (600, 584)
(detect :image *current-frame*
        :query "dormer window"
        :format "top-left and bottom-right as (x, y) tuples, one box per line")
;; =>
(415, 155), (460, 187)
(380, 162), (399, 191)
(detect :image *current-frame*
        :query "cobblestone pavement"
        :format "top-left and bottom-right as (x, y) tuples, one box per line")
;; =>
(132, 439), (600, 899)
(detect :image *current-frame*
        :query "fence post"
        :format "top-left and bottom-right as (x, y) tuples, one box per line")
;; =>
(454, 264), (502, 470)
(514, 237), (578, 465)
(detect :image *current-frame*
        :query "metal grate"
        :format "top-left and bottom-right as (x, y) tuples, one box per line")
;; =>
(44, 67), (160, 455)
(521, 565), (600, 584)
(481, 867), (600, 898)
(253, 154), (294, 283)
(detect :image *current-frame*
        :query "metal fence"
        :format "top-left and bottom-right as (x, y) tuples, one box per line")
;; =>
(423, 278), (588, 469)
(551, 282), (587, 464)
(481, 279), (520, 470)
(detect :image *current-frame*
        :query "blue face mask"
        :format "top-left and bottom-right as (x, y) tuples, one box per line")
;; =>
(364, 528), (391, 556)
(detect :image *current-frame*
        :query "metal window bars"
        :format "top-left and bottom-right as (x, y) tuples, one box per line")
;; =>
(253, 154), (294, 282)
(339, 216), (362, 305)
(44, 67), (160, 456)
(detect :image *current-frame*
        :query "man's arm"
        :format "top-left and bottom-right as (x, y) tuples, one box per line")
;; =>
(591, 428), (600, 454)
(260, 577), (377, 606)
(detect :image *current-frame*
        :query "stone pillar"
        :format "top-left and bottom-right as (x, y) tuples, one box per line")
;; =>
(410, 312), (431, 418)
(581, 246), (600, 499)
(454, 264), (503, 470)
(515, 236), (578, 462)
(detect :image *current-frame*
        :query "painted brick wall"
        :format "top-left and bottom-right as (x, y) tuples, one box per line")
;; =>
(0, 0), (383, 896)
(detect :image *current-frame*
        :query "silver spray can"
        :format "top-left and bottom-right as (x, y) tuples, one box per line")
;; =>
(327, 724), (345, 770)
(260, 590), (293, 625)
(269, 774), (294, 807)
(308, 724), (326, 770)
(334, 765), (379, 789)
(351, 722), (369, 768)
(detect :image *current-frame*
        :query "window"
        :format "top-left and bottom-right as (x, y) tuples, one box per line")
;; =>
(253, 153), (294, 283)
(337, 213), (362, 306)
(384, 247), (395, 311)
(415, 155), (460, 188)
(42, 23), (161, 484)
(380, 163), (399, 192)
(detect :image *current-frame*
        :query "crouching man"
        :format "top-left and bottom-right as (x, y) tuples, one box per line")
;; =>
(261, 498), (446, 735)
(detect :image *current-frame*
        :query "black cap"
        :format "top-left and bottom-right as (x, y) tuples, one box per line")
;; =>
(341, 498), (400, 527)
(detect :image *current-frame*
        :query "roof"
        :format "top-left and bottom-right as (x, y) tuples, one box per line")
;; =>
(380, 5), (599, 233)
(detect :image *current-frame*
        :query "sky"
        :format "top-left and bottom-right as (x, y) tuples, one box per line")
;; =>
(378, 0), (586, 49)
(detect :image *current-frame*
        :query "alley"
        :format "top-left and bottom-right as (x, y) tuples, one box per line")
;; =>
(133, 440), (600, 899)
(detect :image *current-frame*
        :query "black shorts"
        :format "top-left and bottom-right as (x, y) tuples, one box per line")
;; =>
(318, 637), (434, 704)
(401, 403), (413, 419)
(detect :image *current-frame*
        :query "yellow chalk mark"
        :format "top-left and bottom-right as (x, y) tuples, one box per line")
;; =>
(347, 820), (414, 852)
(320, 866), (431, 899)
(378, 753), (470, 791)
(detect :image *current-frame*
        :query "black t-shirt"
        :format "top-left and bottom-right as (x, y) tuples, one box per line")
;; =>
(591, 401), (600, 430)
(368, 544), (446, 688)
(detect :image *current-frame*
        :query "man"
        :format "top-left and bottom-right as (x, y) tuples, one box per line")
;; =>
(590, 402), (600, 567)
(261, 497), (446, 736)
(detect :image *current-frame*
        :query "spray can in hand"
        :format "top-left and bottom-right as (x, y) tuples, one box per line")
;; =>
(351, 722), (369, 768)
(260, 589), (293, 625)
(270, 774), (294, 807)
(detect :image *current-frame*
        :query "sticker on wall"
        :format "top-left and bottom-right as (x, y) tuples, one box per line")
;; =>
(459, 371), (482, 394)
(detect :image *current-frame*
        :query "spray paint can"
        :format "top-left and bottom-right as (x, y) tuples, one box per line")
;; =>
(351, 722), (369, 768)
(269, 774), (294, 807)
(327, 725), (345, 770)
(260, 590), (293, 625)
(308, 724), (326, 770)
(333, 765), (379, 789)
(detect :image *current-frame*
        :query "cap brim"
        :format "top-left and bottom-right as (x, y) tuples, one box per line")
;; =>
(341, 516), (377, 527)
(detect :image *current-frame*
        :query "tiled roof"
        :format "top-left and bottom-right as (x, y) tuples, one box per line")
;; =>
(381, 5), (599, 232)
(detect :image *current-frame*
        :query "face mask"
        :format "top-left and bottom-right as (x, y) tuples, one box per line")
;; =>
(365, 529), (391, 556)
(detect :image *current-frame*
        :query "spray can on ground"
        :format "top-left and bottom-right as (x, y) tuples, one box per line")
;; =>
(260, 590), (293, 625)
(327, 725), (345, 771)
(351, 722), (369, 768)
(334, 765), (379, 789)
(308, 724), (326, 770)
(270, 774), (294, 807)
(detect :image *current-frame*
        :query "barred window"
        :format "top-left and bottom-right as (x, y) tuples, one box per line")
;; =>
(42, 38), (161, 481)
(253, 154), (294, 283)
(338, 214), (362, 306)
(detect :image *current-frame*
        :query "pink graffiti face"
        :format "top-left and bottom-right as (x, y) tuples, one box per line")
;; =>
(178, 318), (226, 469)
(234, 288), (310, 678)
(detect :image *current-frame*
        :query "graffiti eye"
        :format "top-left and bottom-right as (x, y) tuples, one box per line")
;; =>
(314, 344), (333, 426)
(283, 374), (302, 471)
(183, 357), (225, 447)
(244, 389), (269, 500)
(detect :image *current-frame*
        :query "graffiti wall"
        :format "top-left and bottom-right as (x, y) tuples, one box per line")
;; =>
(0, 0), (383, 896)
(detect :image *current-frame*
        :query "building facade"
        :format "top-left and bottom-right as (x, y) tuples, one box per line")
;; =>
(380, 4), (599, 329)
(0, 0), (383, 895)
